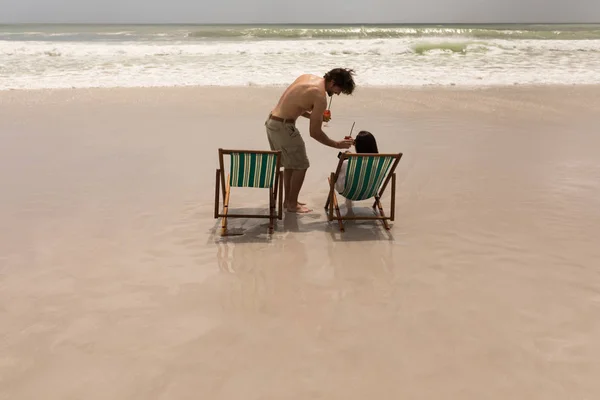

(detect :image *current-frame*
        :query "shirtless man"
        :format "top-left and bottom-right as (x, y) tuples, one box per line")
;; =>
(265, 68), (356, 213)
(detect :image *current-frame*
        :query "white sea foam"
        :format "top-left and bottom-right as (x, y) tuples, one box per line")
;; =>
(1, 36), (600, 89)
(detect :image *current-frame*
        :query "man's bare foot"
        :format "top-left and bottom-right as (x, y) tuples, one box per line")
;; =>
(284, 201), (306, 208)
(286, 204), (312, 213)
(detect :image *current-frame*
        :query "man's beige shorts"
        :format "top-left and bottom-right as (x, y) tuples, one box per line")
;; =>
(265, 117), (310, 170)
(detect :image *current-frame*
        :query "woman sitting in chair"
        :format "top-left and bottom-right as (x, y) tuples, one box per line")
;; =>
(335, 130), (379, 201)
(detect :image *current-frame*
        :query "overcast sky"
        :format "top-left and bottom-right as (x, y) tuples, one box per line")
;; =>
(1, 0), (599, 24)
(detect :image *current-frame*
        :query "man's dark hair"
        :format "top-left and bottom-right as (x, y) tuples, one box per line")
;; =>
(324, 68), (356, 95)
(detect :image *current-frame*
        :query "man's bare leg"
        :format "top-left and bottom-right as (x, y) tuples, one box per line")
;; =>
(283, 168), (306, 209)
(287, 169), (311, 213)
(283, 169), (293, 207)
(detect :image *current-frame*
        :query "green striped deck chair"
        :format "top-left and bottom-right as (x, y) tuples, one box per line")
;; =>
(215, 149), (283, 236)
(325, 152), (403, 232)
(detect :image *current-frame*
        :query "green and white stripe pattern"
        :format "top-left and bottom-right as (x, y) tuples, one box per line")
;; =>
(341, 156), (394, 201)
(229, 152), (277, 188)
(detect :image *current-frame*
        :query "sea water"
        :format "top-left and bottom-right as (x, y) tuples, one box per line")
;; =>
(1, 23), (600, 89)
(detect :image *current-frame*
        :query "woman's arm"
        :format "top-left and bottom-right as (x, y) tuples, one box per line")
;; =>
(335, 160), (348, 193)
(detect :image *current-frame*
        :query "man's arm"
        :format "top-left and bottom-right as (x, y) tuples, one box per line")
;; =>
(309, 94), (342, 148)
(301, 111), (311, 118)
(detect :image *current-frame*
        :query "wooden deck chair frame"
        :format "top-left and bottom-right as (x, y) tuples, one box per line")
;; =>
(214, 149), (283, 236)
(324, 152), (403, 232)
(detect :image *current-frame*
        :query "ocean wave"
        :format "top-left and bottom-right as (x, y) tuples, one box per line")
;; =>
(43, 50), (61, 57)
(2, 34), (600, 90)
(3, 25), (600, 43)
(413, 42), (469, 54)
(3, 39), (599, 59)
(186, 26), (600, 41)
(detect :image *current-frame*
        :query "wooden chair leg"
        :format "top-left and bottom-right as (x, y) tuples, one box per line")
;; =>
(328, 173), (336, 221)
(278, 171), (283, 220)
(375, 197), (390, 230)
(214, 169), (220, 219)
(391, 173), (396, 222)
(327, 175), (333, 220)
(269, 191), (275, 234)
(221, 176), (230, 236)
(328, 176), (344, 232)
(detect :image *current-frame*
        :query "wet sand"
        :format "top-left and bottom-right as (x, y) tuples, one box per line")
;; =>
(1, 85), (600, 399)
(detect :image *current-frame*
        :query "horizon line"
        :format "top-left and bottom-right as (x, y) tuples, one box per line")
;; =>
(1, 21), (599, 25)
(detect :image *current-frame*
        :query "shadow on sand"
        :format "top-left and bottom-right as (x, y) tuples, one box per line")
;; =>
(208, 204), (396, 244)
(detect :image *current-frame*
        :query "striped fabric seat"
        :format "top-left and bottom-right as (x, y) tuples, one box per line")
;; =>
(340, 155), (395, 201)
(229, 152), (278, 188)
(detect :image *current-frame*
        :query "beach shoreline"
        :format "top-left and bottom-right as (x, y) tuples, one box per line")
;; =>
(4, 82), (600, 91)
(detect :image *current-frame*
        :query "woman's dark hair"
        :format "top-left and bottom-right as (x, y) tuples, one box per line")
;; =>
(354, 131), (379, 154)
(324, 68), (356, 95)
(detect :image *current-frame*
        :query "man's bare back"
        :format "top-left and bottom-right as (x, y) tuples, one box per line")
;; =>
(271, 74), (327, 121)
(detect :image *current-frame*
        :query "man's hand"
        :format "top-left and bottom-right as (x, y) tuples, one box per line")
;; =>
(336, 139), (353, 149)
